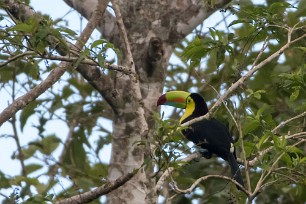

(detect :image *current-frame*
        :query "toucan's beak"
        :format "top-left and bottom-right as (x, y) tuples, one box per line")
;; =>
(157, 91), (190, 109)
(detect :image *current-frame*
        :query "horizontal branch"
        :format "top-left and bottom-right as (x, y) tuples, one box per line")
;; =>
(181, 29), (306, 128)
(155, 25), (306, 195)
(155, 152), (200, 191)
(0, 62), (69, 127)
(171, 174), (250, 197)
(55, 172), (135, 204)
(0, 0), (108, 127)
(272, 111), (306, 134)
(0, 51), (36, 68)
(42, 55), (133, 75)
(245, 131), (306, 166)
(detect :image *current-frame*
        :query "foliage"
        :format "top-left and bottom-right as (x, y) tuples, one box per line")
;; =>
(0, 2), (113, 203)
(164, 0), (306, 203)
(0, 0), (306, 204)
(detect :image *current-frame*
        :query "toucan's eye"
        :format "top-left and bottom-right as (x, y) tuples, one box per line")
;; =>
(187, 98), (191, 103)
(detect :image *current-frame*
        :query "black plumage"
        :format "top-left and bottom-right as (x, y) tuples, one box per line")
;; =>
(181, 93), (244, 190)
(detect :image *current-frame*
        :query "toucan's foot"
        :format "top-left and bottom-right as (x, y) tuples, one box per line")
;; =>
(198, 148), (212, 159)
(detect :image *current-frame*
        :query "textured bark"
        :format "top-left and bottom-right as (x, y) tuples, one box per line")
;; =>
(3, 0), (232, 203)
(55, 172), (135, 204)
(103, 1), (231, 203)
(0, 0), (110, 126)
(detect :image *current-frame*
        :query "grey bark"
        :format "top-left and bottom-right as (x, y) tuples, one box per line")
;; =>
(63, 0), (231, 203)
(2, 0), (232, 203)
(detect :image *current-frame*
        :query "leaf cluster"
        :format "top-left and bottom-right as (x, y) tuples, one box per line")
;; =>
(164, 1), (306, 203)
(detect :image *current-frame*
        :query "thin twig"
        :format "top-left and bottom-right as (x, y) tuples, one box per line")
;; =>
(0, 0), (109, 127)
(43, 119), (78, 194)
(252, 139), (306, 197)
(155, 25), (306, 195)
(244, 131), (306, 166)
(0, 52), (134, 76)
(55, 171), (136, 204)
(181, 26), (303, 128)
(10, 67), (27, 177)
(0, 51), (36, 68)
(209, 84), (252, 191)
(155, 152), (200, 191)
(171, 174), (250, 197)
(272, 111), (306, 134)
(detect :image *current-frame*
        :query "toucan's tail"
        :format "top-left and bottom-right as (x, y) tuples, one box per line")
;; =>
(227, 153), (244, 190)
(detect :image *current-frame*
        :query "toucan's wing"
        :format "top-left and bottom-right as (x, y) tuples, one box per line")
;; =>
(184, 119), (232, 159)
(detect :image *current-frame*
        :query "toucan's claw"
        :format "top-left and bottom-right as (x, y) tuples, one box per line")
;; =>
(198, 147), (212, 159)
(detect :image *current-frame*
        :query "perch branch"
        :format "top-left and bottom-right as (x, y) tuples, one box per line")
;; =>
(43, 119), (78, 194)
(155, 25), (306, 194)
(272, 111), (306, 134)
(55, 171), (135, 204)
(252, 139), (306, 198)
(0, 0), (108, 127)
(171, 174), (250, 197)
(181, 28), (306, 128)
(155, 152), (200, 191)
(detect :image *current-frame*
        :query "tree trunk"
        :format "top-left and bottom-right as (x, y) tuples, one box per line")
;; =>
(64, 0), (231, 203)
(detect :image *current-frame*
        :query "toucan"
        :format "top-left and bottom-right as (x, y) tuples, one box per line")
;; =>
(157, 91), (244, 190)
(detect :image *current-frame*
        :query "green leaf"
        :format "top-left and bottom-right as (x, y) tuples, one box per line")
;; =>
(20, 145), (39, 160)
(20, 101), (39, 131)
(216, 47), (225, 68)
(8, 23), (34, 33)
(243, 141), (256, 157)
(253, 90), (266, 100)
(290, 86), (300, 102)
(268, 2), (291, 14)
(228, 19), (252, 28)
(74, 48), (90, 67)
(25, 164), (43, 174)
(97, 54), (105, 67)
(272, 135), (286, 150)
(39, 135), (61, 155)
(11, 176), (40, 186)
(56, 26), (77, 37)
(209, 27), (217, 40)
(244, 117), (260, 135)
(0, 171), (10, 188)
(281, 153), (292, 166)
(256, 132), (271, 150)
(181, 37), (210, 63)
(296, 47), (306, 53)
(62, 85), (75, 99)
(91, 39), (108, 49)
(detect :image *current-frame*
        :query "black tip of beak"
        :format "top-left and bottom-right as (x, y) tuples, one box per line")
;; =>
(157, 94), (166, 106)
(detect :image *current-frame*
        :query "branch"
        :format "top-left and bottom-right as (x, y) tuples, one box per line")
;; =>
(272, 111), (306, 134)
(55, 172), (135, 204)
(0, 53), (133, 76)
(245, 131), (306, 166)
(252, 139), (306, 198)
(63, 0), (119, 44)
(43, 119), (78, 194)
(171, 174), (250, 197)
(0, 62), (69, 127)
(0, 51), (36, 68)
(155, 25), (306, 194)
(0, 0), (108, 127)
(42, 55), (133, 76)
(111, 0), (137, 81)
(181, 27), (306, 128)
(155, 152), (200, 191)
(110, 0), (145, 106)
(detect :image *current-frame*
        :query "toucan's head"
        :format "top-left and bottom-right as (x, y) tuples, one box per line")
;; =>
(157, 91), (208, 123)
